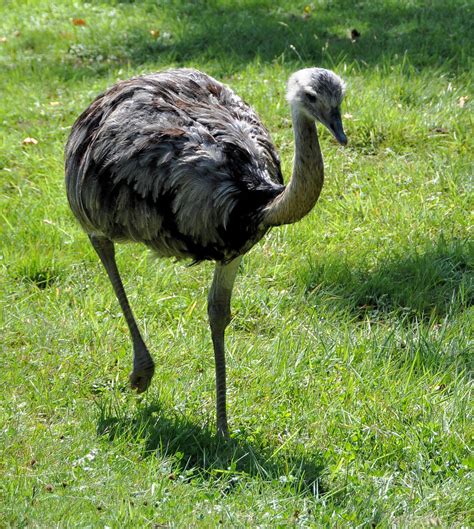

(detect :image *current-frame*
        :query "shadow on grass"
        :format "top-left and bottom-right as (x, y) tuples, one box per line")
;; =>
(14, 0), (471, 82)
(303, 237), (473, 321)
(137, 0), (471, 72)
(97, 401), (326, 497)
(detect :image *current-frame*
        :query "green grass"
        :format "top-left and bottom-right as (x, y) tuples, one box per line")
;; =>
(1, 0), (473, 526)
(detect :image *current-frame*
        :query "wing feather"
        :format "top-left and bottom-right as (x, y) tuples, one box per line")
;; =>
(65, 69), (284, 261)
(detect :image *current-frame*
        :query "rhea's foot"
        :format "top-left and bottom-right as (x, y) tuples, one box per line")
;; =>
(129, 364), (155, 393)
(217, 419), (230, 440)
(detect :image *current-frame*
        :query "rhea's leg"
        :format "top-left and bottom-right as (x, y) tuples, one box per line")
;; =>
(89, 234), (155, 392)
(208, 256), (242, 438)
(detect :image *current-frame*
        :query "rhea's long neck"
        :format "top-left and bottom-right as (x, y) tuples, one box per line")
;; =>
(263, 106), (324, 227)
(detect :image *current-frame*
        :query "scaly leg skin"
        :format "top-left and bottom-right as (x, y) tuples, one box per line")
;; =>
(208, 257), (242, 438)
(89, 234), (155, 393)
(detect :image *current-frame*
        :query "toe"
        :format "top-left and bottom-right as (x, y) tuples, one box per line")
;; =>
(130, 365), (154, 393)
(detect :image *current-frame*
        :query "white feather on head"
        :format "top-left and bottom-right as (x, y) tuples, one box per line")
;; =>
(286, 68), (346, 109)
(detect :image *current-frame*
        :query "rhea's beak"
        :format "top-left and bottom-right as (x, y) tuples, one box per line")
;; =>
(328, 109), (348, 146)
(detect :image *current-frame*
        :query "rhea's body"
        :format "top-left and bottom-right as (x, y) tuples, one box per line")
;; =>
(65, 69), (284, 263)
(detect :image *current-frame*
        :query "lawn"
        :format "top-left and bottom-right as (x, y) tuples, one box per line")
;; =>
(1, 0), (472, 527)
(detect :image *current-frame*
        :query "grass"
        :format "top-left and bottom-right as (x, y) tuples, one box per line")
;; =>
(1, 0), (472, 526)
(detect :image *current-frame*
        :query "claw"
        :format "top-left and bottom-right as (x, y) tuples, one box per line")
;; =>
(129, 365), (155, 393)
(217, 419), (230, 440)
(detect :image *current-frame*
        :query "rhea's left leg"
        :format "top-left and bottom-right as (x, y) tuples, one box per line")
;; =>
(89, 234), (155, 392)
(207, 257), (242, 438)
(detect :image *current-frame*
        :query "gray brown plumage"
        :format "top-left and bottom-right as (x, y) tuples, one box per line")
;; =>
(65, 67), (347, 437)
(66, 69), (284, 263)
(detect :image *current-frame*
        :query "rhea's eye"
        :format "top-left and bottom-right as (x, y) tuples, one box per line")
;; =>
(306, 92), (317, 103)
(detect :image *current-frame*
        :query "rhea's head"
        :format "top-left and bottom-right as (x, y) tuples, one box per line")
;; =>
(287, 67), (347, 145)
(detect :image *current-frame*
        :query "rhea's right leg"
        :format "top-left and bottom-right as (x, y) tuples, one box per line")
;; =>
(208, 257), (241, 438)
(89, 234), (155, 392)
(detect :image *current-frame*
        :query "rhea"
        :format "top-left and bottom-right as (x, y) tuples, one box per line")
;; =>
(65, 67), (347, 437)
